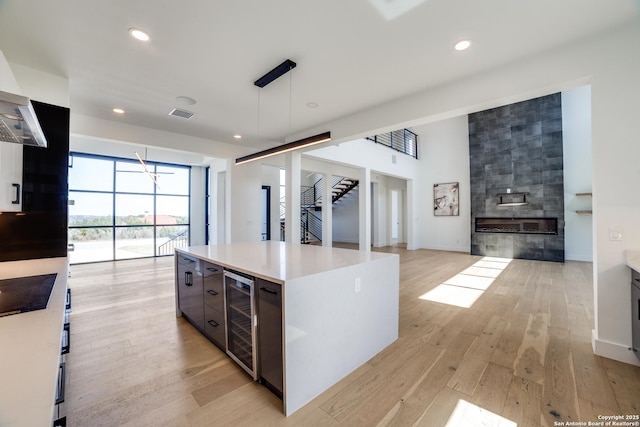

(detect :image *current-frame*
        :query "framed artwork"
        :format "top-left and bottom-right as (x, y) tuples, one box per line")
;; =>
(434, 182), (459, 216)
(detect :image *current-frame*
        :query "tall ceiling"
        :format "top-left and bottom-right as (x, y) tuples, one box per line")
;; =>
(0, 0), (637, 152)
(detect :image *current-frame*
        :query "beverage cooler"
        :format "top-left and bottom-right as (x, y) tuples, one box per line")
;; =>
(224, 270), (257, 379)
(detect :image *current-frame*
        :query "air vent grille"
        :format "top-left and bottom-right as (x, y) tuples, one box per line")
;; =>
(169, 108), (195, 119)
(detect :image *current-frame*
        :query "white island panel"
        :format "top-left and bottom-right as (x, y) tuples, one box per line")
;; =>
(283, 255), (399, 415)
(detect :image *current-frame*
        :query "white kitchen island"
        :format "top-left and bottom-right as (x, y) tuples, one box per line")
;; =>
(175, 241), (400, 416)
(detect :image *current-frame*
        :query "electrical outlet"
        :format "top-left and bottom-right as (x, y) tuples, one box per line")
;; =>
(355, 277), (361, 293)
(609, 227), (623, 241)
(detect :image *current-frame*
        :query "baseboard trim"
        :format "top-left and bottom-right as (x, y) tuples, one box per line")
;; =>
(592, 330), (640, 366)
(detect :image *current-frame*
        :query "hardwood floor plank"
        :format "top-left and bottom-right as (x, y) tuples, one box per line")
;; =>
(513, 313), (549, 384)
(61, 250), (640, 427)
(377, 332), (476, 426)
(601, 357), (640, 414)
(540, 327), (580, 427)
(570, 339), (619, 412)
(446, 315), (508, 395)
(502, 376), (543, 427)
(491, 313), (529, 369)
(470, 362), (514, 415)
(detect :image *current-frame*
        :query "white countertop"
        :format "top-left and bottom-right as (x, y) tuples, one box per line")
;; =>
(627, 250), (640, 272)
(0, 257), (68, 427)
(177, 241), (397, 284)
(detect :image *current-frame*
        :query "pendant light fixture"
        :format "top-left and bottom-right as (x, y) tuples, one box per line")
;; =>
(235, 59), (331, 165)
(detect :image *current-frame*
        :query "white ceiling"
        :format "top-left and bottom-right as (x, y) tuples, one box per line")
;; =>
(0, 0), (637, 153)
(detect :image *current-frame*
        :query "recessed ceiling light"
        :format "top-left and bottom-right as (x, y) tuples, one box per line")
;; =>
(129, 28), (150, 42)
(176, 96), (197, 106)
(306, 102), (319, 109)
(234, 134), (242, 139)
(113, 108), (125, 114)
(454, 40), (471, 51)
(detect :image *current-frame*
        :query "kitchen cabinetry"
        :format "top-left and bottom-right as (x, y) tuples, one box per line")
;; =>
(175, 243), (399, 416)
(176, 253), (203, 328)
(0, 141), (22, 211)
(257, 278), (283, 398)
(203, 262), (225, 350)
(632, 269), (640, 360)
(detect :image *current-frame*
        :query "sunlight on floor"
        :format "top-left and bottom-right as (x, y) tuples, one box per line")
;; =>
(419, 257), (512, 308)
(445, 399), (517, 427)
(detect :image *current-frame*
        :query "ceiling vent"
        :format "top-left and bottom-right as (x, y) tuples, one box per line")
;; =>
(169, 108), (195, 119)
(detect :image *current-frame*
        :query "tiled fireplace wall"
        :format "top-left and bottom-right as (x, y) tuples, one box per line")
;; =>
(469, 93), (565, 262)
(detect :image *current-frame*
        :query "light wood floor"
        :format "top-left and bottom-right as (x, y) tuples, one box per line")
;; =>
(64, 247), (640, 426)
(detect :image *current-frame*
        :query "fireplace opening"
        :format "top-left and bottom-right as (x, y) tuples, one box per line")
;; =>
(475, 217), (558, 235)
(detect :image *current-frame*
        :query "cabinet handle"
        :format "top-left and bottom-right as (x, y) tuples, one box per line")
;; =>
(206, 267), (219, 272)
(185, 271), (193, 286)
(207, 289), (218, 296)
(55, 362), (66, 404)
(11, 183), (20, 205)
(207, 319), (220, 327)
(61, 322), (70, 355)
(260, 287), (278, 295)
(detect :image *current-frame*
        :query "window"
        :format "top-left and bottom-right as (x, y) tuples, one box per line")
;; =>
(68, 153), (190, 263)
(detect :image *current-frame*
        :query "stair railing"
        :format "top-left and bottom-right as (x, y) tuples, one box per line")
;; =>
(280, 175), (360, 244)
(366, 128), (418, 159)
(157, 229), (188, 255)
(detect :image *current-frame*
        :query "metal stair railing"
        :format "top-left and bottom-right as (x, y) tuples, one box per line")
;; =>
(280, 176), (360, 244)
(157, 229), (188, 255)
(366, 128), (418, 159)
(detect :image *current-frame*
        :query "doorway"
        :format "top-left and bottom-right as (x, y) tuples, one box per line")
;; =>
(261, 186), (271, 241)
(390, 189), (403, 244)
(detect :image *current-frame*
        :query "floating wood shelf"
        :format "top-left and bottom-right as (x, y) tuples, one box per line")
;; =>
(576, 192), (593, 197)
(576, 210), (593, 214)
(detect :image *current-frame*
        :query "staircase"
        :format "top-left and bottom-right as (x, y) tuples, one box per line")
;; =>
(280, 176), (359, 244)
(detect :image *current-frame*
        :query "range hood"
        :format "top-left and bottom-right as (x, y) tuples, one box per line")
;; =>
(0, 51), (47, 148)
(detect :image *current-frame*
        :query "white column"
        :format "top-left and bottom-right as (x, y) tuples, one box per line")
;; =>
(321, 173), (333, 247)
(358, 167), (371, 251)
(285, 152), (301, 244)
(406, 179), (415, 250)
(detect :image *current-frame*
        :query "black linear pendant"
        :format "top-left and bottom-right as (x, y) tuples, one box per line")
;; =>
(254, 59), (297, 88)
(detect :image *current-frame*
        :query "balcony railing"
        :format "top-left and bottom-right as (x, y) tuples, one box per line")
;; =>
(366, 128), (418, 159)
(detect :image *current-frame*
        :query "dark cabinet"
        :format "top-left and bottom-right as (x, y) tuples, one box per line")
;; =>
(176, 254), (203, 329)
(202, 262), (225, 349)
(257, 278), (283, 398)
(632, 269), (640, 360)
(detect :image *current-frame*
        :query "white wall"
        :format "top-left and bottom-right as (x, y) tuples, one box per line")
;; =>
(332, 187), (360, 244)
(562, 86), (593, 262)
(8, 60), (70, 108)
(228, 161), (262, 243)
(412, 116), (470, 252)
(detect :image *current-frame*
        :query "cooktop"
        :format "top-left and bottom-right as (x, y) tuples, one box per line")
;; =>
(0, 273), (57, 317)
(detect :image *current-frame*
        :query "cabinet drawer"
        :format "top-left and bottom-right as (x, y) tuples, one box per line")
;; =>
(204, 304), (225, 349)
(633, 269), (640, 285)
(177, 254), (196, 266)
(203, 262), (224, 311)
(204, 282), (223, 312)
